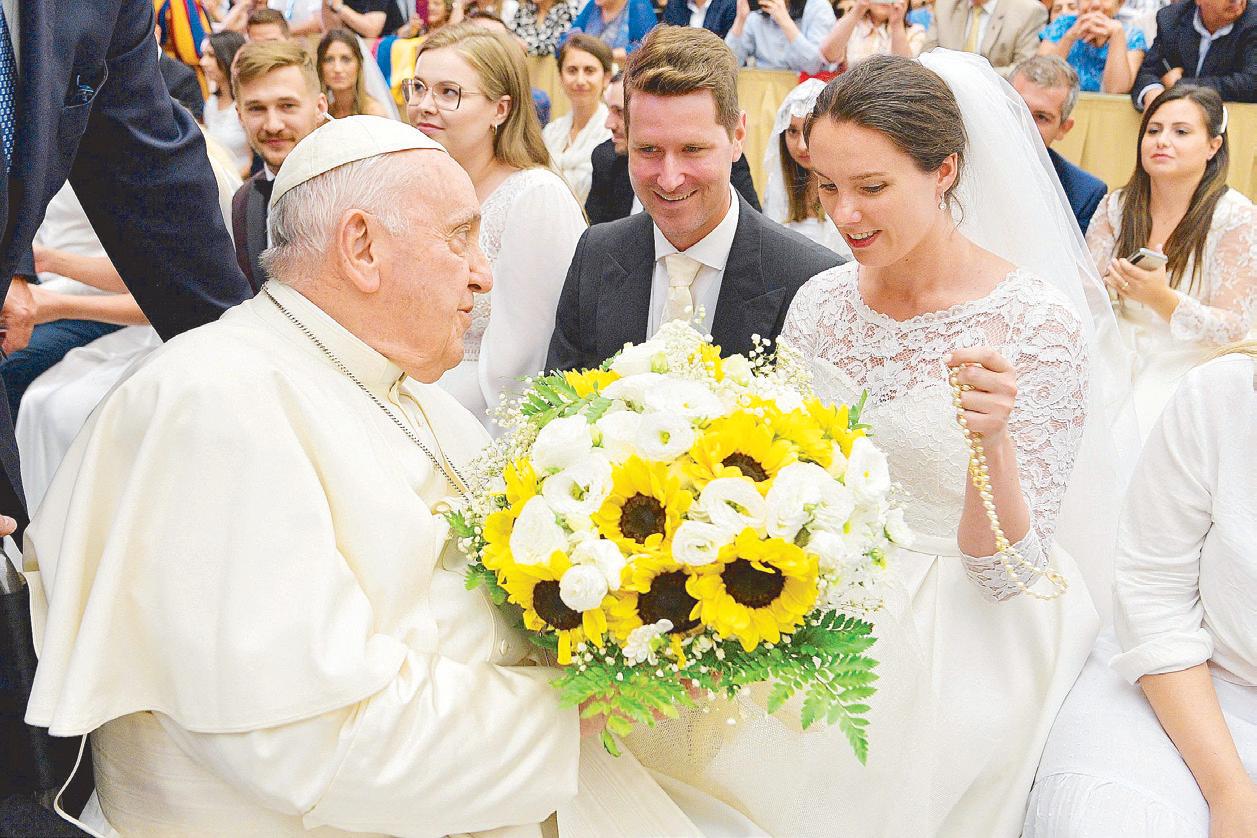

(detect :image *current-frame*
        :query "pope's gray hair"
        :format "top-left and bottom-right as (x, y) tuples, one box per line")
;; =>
(260, 153), (416, 281)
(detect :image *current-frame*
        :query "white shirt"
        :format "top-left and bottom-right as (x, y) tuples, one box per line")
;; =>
(1191, 6), (1235, 74)
(203, 94), (252, 172)
(2, 0), (19, 67)
(32, 183), (110, 297)
(688, 0), (710, 28)
(968, 0), (999, 48)
(646, 185), (740, 336)
(1111, 354), (1257, 688)
(542, 104), (611, 203)
(268, 0), (323, 24)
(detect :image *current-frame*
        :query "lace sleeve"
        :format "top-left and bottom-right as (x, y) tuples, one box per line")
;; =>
(1168, 202), (1257, 345)
(960, 293), (1090, 601)
(778, 273), (827, 358)
(1084, 191), (1119, 274)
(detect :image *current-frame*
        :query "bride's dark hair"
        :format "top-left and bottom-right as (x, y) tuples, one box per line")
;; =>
(805, 55), (968, 213)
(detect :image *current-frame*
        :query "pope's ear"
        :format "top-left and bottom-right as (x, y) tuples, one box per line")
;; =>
(334, 208), (382, 294)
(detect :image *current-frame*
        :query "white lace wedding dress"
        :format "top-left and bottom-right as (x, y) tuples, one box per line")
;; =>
(437, 167), (586, 432)
(615, 262), (1101, 837)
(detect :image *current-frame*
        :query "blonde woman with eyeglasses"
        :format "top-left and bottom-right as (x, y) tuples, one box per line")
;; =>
(407, 23), (586, 431)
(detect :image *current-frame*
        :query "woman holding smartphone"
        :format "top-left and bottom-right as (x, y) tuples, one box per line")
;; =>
(1085, 85), (1256, 438)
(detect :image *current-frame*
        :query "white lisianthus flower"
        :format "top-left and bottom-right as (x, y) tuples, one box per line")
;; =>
(531, 415), (594, 472)
(844, 436), (891, 502)
(826, 445), (848, 480)
(698, 477), (767, 535)
(764, 462), (855, 542)
(884, 506), (915, 548)
(672, 520), (733, 566)
(559, 564), (609, 612)
(721, 354), (753, 386)
(623, 619), (674, 665)
(541, 454), (614, 518)
(642, 379), (725, 422)
(635, 412), (696, 462)
(595, 409), (643, 464)
(771, 389), (805, 414)
(570, 536), (627, 590)
(603, 373), (666, 407)
(509, 496), (568, 566)
(610, 341), (667, 376)
(805, 529), (849, 574)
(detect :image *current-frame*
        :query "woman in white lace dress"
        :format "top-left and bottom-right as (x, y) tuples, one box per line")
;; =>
(588, 53), (1115, 838)
(409, 24), (586, 430)
(1086, 85), (1257, 439)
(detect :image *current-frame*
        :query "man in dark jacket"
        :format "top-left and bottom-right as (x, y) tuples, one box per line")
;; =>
(1132, 0), (1257, 108)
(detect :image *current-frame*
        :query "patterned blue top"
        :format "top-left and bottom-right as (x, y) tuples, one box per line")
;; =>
(1040, 15), (1148, 92)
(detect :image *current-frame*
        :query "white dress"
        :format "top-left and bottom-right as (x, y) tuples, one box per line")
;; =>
(619, 263), (1100, 837)
(542, 104), (610, 204)
(1025, 354), (1257, 837)
(437, 167), (586, 431)
(203, 93), (252, 173)
(1085, 188), (1257, 439)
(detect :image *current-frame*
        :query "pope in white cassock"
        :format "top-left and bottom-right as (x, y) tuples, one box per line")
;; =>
(20, 116), (580, 836)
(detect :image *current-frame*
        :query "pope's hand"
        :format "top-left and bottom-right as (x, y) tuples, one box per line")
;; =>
(579, 699), (607, 737)
(0, 515), (15, 538)
(946, 347), (1018, 441)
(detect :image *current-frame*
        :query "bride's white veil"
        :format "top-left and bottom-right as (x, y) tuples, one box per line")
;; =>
(916, 49), (1138, 621)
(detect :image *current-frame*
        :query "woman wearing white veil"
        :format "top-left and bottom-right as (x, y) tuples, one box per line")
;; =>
(762, 78), (852, 258)
(559, 49), (1138, 838)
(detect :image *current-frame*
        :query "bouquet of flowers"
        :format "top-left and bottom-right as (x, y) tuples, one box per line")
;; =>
(449, 322), (911, 761)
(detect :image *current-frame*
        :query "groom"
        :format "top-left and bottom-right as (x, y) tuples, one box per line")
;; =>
(23, 117), (579, 833)
(545, 25), (842, 372)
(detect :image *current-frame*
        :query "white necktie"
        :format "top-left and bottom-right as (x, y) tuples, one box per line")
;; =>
(661, 253), (703, 327)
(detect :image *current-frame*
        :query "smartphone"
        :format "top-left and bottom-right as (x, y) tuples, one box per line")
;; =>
(748, 0), (762, 12)
(1128, 247), (1168, 270)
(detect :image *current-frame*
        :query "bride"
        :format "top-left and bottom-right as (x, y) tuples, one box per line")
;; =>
(565, 51), (1135, 837)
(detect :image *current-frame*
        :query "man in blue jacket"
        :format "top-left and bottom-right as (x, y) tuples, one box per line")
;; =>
(662, 0), (738, 37)
(1012, 56), (1109, 235)
(0, 1), (252, 829)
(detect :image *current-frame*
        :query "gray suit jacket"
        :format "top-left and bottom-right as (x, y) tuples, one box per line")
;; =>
(923, 0), (1048, 76)
(545, 193), (844, 372)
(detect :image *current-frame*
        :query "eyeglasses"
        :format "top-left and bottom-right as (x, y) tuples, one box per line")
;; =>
(401, 79), (484, 111)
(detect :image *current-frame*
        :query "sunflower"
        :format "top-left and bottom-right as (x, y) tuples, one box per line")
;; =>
(502, 553), (612, 664)
(685, 412), (797, 492)
(593, 456), (692, 555)
(609, 554), (702, 641)
(563, 368), (620, 399)
(804, 398), (865, 459)
(690, 528), (820, 652)
(481, 459), (542, 573)
(759, 401), (830, 467)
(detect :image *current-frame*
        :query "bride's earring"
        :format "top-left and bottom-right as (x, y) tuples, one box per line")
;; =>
(938, 197), (946, 211)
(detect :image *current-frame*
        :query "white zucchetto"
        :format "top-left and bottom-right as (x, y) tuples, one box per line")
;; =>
(269, 115), (447, 208)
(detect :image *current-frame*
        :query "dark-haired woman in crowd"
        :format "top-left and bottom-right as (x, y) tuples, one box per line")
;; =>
(726, 0), (835, 74)
(1085, 85), (1257, 438)
(762, 79), (850, 257)
(409, 24), (585, 430)
(318, 30), (390, 118)
(543, 34), (612, 202)
(199, 31), (251, 176)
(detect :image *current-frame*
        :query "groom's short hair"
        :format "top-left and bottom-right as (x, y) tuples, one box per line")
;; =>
(622, 25), (741, 137)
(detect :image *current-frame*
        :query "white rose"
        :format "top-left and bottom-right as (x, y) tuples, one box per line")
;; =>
(603, 373), (665, 407)
(721, 354), (753, 386)
(508, 496), (568, 566)
(884, 506), (914, 548)
(698, 477), (767, 535)
(671, 519), (733, 566)
(635, 412), (696, 462)
(595, 409), (643, 464)
(609, 341), (667, 376)
(642, 379), (725, 422)
(559, 564), (609, 612)
(570, 536), (628, 590)
(765, 462), (856, 542)
(541, 454), (614, 518)
(531, 415), (594, 473)
(844, 436), (890, 502)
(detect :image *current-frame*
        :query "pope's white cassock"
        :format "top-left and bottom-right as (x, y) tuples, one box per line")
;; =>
(21, 121), (579, 836)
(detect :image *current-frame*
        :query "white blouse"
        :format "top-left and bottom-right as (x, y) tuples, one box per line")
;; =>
(542, 103), (611, 204)
(203, 94), (252, 173)
(1112, 353), (1257, 687)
